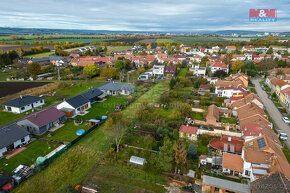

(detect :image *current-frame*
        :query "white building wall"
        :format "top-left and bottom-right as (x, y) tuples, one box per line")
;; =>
(0, 147), (7, 158)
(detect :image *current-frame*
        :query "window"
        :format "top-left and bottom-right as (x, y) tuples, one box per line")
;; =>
(21, 107), (25, 110)
(21, 138), (25, 142)
(245, 170), (251, 176)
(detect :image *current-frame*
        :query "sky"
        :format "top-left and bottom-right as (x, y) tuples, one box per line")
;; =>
(0, 0), (289, 32)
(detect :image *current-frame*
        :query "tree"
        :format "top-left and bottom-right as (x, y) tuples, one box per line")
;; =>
(83, 63), (99, 78)
(187, 144), (198, 159)
(257, 59), (277, 71)
(173, 140), (187, 173)
(105, 112), (128, 152)
(246, 62), (258, 77)
(155, 138), (174, 172)
(266, 47), (273, 54)
(181, 60), (188, 68)
(200, 56), (209, 66)
(159, 91), (171, 105)
(172, 129), (179, 140)
(171, 102), (192, 119)
(213, 70), (226, 78)
(100, 66), (118, 79)
(231, 60), (243, 73)
(28, 62), (41, 76)
(114, 59), (125, 71)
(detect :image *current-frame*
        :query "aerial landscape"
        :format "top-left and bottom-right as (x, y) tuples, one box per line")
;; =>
(0, 0), (289, 193)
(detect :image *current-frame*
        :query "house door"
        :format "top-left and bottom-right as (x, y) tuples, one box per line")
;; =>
(81, 106), (84, 111)
(7, 144), (14, 151)
(7, 107), (11, 112)
(84, 104), (88, 109)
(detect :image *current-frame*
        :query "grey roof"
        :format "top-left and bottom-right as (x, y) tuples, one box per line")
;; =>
(1, 95), (44, 108)
(66, 95), (90, 109)
(31, 56), (63, 63)
(129, 156), (146, 165)
(81, 87), (104, 100)
(98, 82), (135, 92)
(203, 175), (250, 193)
(0, 123), (30, 149)
(250, 172), (290, 193)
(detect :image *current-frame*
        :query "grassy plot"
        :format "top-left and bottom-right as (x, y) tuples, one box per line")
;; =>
(83, 164), (166, 193)
(42, 96), (129, 142)
(107, 46), (132, 52)
(172, 36), (229, 45)
(0, 111), (24, 127)
(0, 141), (58, 173)
(219, 117), (237, 124)
(24, 51), (55, 58)
(4, 38), (116, 44)
(177, 68), (187, 77)
(14, 82), (168, 193)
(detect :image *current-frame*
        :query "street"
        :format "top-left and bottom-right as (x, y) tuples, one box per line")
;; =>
(252, 78), (290, 148)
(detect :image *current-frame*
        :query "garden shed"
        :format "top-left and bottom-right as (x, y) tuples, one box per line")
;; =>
(88, 119), (100, 127)
(129, 156), (146, 167)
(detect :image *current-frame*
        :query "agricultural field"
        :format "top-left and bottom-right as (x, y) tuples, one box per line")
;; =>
(2, 38), (116, 44)
(172, 36), (229, 44)
(156, 39), (175, 43)
(0, 44), (55, 52)
(24, 51), (55, 58)
(0, 141), (58, 173)
(222, 37), (252, 42)
(0, 35), (107, 41)
(137, 38), (156, 44)
(0, 82), (51, 98)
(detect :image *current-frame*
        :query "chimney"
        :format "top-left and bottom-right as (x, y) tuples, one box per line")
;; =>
(228, 137), (231, 142)
(20, 95), (22, 99)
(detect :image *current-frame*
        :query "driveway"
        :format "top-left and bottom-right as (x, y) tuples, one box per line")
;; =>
(252, 78), (290, 148)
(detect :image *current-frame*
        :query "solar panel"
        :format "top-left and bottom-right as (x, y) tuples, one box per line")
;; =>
(257, 137), (267, 149)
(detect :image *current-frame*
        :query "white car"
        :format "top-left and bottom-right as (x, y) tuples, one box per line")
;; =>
(279, 133), (288, 141)
(282, 117), (290, 124)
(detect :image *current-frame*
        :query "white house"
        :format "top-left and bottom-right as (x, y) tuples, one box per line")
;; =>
(153, 65), (165, 78)
(1, 95), (45, 114)
(215, 86), (245, 98)
(98, 82), (135, 96)
(190, 64), (206, 77)
(0, 123), (30, 158)
(209, 62), (229, 74)
(57, 95), (91, 117)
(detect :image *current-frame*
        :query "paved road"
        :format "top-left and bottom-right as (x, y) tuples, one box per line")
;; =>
(252, 78), (290, 148)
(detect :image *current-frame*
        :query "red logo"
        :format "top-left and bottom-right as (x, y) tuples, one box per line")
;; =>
(249, 9), (277, 18)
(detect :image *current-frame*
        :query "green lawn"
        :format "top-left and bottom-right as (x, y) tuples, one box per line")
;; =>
(274, 102), (283, 108)
(220, 117), (237, 124)
(0, 141), (58, 173)
(108, 46), (132, 52)
(83, 164), (166, 193)
(0, 111), (24, 127)
(24, 51), (55, 58)
(172, 36), (229, 44)
(156, 39), (175, 43)
(42, 96), (128, 142)
(14, 82), (168, 193)
(177, 68), (187, 77)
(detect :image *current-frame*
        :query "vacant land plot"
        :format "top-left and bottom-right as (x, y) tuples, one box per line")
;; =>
(137, 38), (156, 44)
(0, 141), (58, 173)
(14, 82), (167, 193)
(0, 45), (55, 52)
(156, 39), (175, 43)
(83, 164), (166, 193)
(108, 46), (132, 52)
(0, 82), (51, 98)
(178, 68), (187, 77)
(172, 36), (229, 44)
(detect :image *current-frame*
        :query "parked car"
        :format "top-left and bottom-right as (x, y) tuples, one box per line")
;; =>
(279, 133), (288, 141)
(268, 96), (272, 99)
(282, 117), (290, 124)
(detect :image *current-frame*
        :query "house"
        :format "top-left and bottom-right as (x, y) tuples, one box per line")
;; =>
(81, 87), (106, 103)
(232, 54), (246, 61)
(57, 95), (91, 117)
(179, 125), (199, 141)
(152, 65), (165, 78)
(225, 46), (236, 53)
(208, 62), (229, 74)
(279, 87), (290, 104)
(138, 72), (151, 80)
(164, 65), (177, 77)
(98, 82), (135, 96)
(284, 89), (290, 109)
(17, 107), (66, 135)
(209, 135), (244, 155)
(215, 86), (246, 98)
(226, 73), (248, 89)
(190, 64), (206, 77)
(202, 175), (250, 193)
(1, 95), (45, 114)
(0, 123), (30, 158)
(206, 105), (219, 125)
(0, 174), (13, 192)
(198, 84), (210, 95)
(222, 152), (244, 176)
(242, 45), (255, 52)
(250, 172), (290, 193)
(275, 80), (289, 98)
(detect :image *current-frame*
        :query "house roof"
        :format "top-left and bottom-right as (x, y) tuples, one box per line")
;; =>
(98, 82), (135, 92)
(250, 172), (290, 193)
(211, 62), (228, 69)
(0, 174), (11, 187)
(242, 124), (262, 137)
(276, 80), (288, 88)
(225, 46), (236, 49)
(25, 107), (65, 127)
(164, 65), (177, 73)
(1, 95), (44, 108)
(203, 175), (250, 193)
(206, 104), (219, 121)
(199, 84), (210, 89)
(222, 152), (244, 172)
(0, 123), (29, 149)
(244, 149), (272, 165)
(209, 135), (243, 154)
(66, 95), (90, 109)
(179, 125), (198, 135)
(81, 87), (104, 100)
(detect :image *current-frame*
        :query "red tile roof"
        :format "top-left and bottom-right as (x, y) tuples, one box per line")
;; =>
(179, 125), (198, 135)
(209, 135), (243, 154)
(242, 124), (262, 137)
(211, 62), (228, 69)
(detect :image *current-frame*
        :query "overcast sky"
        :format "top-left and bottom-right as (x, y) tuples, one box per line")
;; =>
(0, 0), (289, 32)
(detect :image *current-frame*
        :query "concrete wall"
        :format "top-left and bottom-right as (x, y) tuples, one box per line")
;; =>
(198, 129), (241, 137)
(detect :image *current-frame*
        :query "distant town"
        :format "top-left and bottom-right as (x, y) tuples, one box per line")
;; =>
(0, 31), (289, 193)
